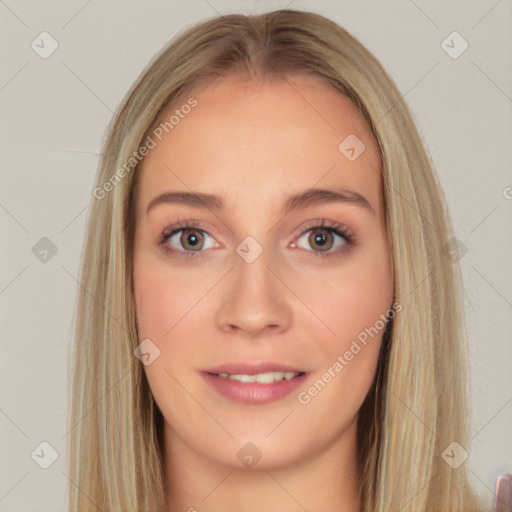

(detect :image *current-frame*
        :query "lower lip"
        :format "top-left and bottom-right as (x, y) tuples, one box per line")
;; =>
(201, 372), (308, 404)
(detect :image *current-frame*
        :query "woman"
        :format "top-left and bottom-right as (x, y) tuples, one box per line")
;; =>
(67, 9), (481, 511)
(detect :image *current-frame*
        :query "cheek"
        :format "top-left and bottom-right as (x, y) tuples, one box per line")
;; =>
(133, 272), (173, 338)
(295, 266), (392, 425)
(295, 240), (392, 403)
(133, 255), (200, 419)
(132, 245), (211, 386)
(304, 250), (393, 350)
(133, 245), (198, 339)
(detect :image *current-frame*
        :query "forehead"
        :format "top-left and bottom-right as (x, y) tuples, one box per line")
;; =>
(136, 74), (382, 215)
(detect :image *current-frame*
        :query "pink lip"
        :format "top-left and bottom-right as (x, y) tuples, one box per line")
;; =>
(201, 363), (308, 405)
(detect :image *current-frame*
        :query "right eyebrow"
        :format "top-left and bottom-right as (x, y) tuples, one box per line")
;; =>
(146, 192), (222, 214)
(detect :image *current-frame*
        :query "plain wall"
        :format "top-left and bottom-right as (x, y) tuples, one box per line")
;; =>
(0, 1), (511, 510)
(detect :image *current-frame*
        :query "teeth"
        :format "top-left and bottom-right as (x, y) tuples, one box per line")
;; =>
(218, 371), (300, 383)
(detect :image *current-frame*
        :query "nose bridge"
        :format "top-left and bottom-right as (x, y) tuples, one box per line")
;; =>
(235, 238), (275, 295)
(233, 235), (281, 308)
(215, 235), (293, 335)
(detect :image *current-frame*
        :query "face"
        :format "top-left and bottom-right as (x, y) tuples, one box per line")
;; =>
(132, 74), (393, 471)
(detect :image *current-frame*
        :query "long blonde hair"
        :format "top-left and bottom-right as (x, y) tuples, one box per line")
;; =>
(66, 9), (480, 511)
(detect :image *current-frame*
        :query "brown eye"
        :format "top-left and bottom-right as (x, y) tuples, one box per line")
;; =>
(160, 222), (221, 260)
(307, 228), (334, 252)
(292, 222), (352, 257)
(179, 229), (204, 251)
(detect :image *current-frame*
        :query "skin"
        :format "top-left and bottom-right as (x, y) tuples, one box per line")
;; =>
(132, 73), (393, 512)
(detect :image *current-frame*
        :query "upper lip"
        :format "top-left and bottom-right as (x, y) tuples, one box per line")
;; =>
(203, 362), (307, 375)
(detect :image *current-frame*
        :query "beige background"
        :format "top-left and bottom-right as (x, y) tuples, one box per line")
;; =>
(0, 1), (511, 510)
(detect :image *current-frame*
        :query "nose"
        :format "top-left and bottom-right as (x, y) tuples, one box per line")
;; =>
(214, 246), (293, 338)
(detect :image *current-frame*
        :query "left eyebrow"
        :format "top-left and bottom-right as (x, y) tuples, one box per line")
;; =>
(282, 188), (374, 215)
(145, 187), (374, 215)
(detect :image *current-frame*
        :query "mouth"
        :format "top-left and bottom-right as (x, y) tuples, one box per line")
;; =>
(201, 364), (308, 404)
(215, 371), (306, 383)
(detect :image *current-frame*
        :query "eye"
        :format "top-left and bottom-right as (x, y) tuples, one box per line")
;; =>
(159, 218), (355, 261)
(291, 220), (354, 256)
(161, 223), (219, 255)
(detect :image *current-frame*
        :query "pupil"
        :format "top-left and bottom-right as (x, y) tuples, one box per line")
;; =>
(315, 232), (326, 245)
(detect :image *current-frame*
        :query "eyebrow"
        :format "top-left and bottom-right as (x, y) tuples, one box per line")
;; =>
(146, 188), (374, 215)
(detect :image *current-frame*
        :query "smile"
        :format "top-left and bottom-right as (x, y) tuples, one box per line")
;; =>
(217, 371), (305, 383)
(202, 369), (308, 404)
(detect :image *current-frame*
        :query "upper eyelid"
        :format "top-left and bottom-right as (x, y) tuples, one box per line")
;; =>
(163, 222), (218, 242)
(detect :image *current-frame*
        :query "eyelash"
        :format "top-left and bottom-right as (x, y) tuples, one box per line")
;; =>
(158, 218), (356, 261)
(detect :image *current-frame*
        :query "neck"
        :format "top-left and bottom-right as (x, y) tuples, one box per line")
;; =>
(160, 421), (362, 512)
